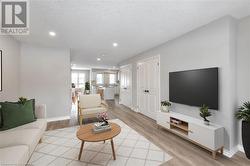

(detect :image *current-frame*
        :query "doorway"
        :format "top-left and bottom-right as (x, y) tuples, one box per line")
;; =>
(119, 64), (133, 109)
(137, 55), (160, 120)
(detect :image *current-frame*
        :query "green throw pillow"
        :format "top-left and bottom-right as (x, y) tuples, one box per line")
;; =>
(2, 99), (37, 119)
(0, 103), (3, 127)
(0, 99), (36, 131)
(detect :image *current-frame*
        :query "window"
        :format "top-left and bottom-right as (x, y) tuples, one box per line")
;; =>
(78, 73), (85, 88)
(71, 72), (86, 88)
(109, 74), (116, 84)
(71, 73), (78, 85)
(96, 74), (104, 84)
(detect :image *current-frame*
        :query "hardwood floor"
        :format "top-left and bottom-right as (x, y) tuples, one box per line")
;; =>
(105, 100), (250, 166)
(48, 99), (250, 166)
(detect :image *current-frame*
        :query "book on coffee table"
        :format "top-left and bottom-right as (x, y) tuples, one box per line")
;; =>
(93, 122), (111, 133)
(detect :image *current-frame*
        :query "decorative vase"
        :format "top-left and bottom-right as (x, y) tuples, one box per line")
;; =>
(161, 106), (169, 112)
(242, 121), (250, 159)
(204, 120), (210, 125)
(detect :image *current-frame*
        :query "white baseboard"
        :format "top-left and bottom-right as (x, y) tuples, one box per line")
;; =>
(223, 145), (246, 158)
(223, 146), (238, 158)
(237, 144), (245, 153)
(131, 107), (139, 112)
(47, 116), (71, 122)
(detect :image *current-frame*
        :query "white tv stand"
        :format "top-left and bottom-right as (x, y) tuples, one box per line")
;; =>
(157, 111), (224, 159)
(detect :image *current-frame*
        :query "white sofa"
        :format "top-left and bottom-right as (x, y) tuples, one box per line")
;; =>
(0, 105), (47, 165)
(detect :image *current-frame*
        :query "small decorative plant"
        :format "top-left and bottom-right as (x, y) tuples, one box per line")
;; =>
(236, 101), (250, 122)
(236, 101), (250, 159)
(161, 101), (171, 107)
(199, 104), (211, 125)
(85, 81), (90, 94)
(98, 112), (109, 125)
(161, 100), (171, 112)
(18, 97), (28, 105)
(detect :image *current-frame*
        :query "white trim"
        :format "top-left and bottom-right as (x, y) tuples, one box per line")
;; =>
(237, 144), (245, 153)
(120, 64), (132, 70)
(223, 146), (238, 158)
(134, 107), (139, 112)
(131, 106), (139, 112)
(46, 116), (70, 122)
(223, 144), (245, 158)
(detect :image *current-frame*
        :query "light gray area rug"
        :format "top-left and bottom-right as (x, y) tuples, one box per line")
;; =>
(29, 119), (172, 166)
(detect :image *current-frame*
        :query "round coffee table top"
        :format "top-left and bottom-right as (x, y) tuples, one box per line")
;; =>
(76, 122), (121, 142)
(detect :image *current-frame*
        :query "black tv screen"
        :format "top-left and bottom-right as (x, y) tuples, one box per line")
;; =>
(169, 67), (218, 110)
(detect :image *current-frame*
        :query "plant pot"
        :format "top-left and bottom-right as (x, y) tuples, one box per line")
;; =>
(204, 120), (210, 125)
(161, 106), (169, 112)
(85, 90), (90, 94)
(242, 121), (250, 159)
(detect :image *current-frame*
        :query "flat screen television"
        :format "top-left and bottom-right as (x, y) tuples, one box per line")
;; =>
(169, 67), (218, 110)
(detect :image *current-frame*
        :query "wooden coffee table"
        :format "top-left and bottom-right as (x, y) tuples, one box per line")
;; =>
(76, 122), (121, 160)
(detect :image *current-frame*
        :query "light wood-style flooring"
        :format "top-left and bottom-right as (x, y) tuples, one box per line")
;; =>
(107, 100), (250, 166)
(48, 99), (250, 166)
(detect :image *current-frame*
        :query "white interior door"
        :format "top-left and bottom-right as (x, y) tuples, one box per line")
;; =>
(138, 63), (147, 115)
(120, 65), (132, 108)
(137, 56), (160, 120)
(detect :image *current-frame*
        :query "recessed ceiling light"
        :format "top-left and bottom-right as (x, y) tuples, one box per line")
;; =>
(97, 58), (101, 61)
(113, 42), (118, 47)
(49, 31), (56, 37)
(101, 54), (105, 57)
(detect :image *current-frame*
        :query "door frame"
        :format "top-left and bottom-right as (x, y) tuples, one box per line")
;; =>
(136, 55), (161, 117)
(119, 64), (133, 109)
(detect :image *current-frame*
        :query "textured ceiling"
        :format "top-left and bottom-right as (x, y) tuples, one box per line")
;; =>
(15, 0), (250, 68)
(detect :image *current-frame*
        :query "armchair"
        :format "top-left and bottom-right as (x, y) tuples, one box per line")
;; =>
(78, 94), (108, 125)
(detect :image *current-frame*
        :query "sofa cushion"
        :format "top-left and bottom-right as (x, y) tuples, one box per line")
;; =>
(79, 94), (101, 109)
(1, 119), (47, 133)
(0, 145), (29, 166)
(14, 119), (47, 131)
(0, 100), (36, 131)
(80, 105), (107, 115)
(0, 129), (41, 155)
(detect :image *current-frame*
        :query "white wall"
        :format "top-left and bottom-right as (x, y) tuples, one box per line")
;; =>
(119, 16), (238, 152)
(20, 43), (71, 118)
(0, 36), (20, 101)
(236, 16), (250, 146)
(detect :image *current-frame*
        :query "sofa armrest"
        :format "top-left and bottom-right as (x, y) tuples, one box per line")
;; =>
(35, 104), (47, 119)
(101, 100), (109, 108)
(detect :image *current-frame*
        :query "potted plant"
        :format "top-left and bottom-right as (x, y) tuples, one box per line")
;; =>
(18, 97), (28, 105)
(236, 101), (250, 159)
(161, 100), (171, 112)
(199, 104), (211, 125)
(85, 81), (90, 94)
